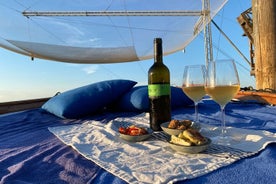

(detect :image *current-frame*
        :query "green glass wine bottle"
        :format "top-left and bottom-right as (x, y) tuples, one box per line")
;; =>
(148, 38), (171, 131)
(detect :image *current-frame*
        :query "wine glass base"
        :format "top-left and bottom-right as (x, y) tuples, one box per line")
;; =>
(212, 135), (232, 146)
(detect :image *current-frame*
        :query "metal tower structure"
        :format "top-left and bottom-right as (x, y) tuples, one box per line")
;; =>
(203, 0), (213, 66)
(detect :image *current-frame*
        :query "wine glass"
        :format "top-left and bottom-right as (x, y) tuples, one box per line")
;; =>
(205, 60), (240, 145)
(182, 65), (206, 123)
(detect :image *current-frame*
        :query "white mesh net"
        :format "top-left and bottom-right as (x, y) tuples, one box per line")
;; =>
(0, 0), (227, 63)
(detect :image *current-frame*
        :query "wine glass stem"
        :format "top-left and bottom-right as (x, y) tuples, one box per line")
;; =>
(195, 102), (199, 123)
(220, 105), (226, 137)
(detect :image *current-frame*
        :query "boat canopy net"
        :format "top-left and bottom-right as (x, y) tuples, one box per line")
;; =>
(0, 0), (227, 63)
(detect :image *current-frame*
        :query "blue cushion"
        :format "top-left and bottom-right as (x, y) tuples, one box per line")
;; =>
(42, 79), (137, 119)
(118, 85), (193, 112)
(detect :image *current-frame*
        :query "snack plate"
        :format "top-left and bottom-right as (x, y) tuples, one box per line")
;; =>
(168, 137), (211, 154)
(119, 128), (153, 142)
(161, 121), (200, 135)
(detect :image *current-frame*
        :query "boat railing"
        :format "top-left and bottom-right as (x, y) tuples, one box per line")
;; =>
(0, 97), (50, 114)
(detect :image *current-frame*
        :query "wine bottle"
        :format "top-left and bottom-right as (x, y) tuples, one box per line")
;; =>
(148, 38), (171, 131)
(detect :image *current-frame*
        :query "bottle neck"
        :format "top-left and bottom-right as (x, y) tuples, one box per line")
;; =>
(154, 38), (163, 63)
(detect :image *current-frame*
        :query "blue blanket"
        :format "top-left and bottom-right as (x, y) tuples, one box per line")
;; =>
(0, 100), (276, 184)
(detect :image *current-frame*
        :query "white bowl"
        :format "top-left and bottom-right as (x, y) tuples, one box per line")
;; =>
(168, 137), (211, 154)
(161, 121), (200, 136)
(119, 128), (153, 142)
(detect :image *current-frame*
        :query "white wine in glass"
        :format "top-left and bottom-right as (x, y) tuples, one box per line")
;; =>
(205, 60), (240, 145)
(182, 65), (206, 123)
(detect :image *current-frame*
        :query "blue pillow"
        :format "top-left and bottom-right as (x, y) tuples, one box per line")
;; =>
(118, 85), (193, 112)
(42, 79), (137, 119)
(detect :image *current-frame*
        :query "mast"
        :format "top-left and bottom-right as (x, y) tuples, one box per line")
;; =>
(252, 0), (276, 90)
(203, 0), (213, 66)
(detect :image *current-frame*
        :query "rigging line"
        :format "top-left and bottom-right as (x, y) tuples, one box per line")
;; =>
(214, 8), (224, 60)
(14, 0), (27, 8)
(136, 60), (148, 77)
(2, 2), (67, 46)
(100, 65), (122, 79)
(123, 0), (135, 47)
(47, 16), (183, 33)
(198, 33), (250, 73)
(105, 0), (131, 47)
(104, 0), (114, 11)
(26, 18), (67, 45)
(233, 58), (251, 73)
(122, 0), (147, 76)
(213, 14), (237, 25)
(23, 0), (43, 12)
(198, 33), (254, 85)
(26, 15), (33, 57)
(13, 0), (38, 11)
(211, 19), (251, 65)
(105, 16), (129, 47)
(0, 2), (21, 14)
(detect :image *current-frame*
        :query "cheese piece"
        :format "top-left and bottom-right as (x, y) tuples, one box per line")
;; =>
(183, 129), (206, 145)
(170, 135), (192, 146)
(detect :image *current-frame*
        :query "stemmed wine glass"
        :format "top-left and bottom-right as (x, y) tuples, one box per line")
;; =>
(205, 60), (240, 145)
(182, 65), (206, 123)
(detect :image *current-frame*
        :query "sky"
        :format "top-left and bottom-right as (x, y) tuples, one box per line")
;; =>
(0, 0), (253, 102)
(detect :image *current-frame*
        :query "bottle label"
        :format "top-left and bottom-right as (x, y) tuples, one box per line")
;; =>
(148, 84), (170, 97)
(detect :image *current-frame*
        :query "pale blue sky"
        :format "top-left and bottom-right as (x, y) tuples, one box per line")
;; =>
(0, 0), (253, 102)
